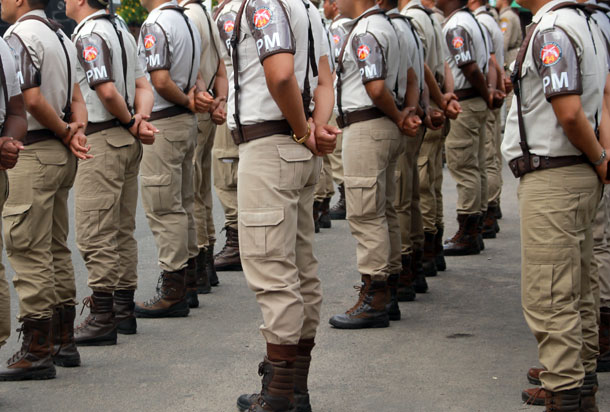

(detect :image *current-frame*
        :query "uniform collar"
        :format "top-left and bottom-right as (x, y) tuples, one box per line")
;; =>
(473, 5), (486, 14)
(387, 7), (399, 14)
(73, 9), (107, 37)
(343, 5), (381, 30)
(17, 9), (47, 22)
(444, 5), (469, 23)
(403, 0), (423, 11)
(532, 0), (567, 23)
(150, 0), (177, 15)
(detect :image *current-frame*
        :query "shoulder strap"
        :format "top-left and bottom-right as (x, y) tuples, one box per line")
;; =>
(161, 5), (196, 93)
(20, 15), (73, 122)
(511, 1), (589, 162)
(388, 13), (424, 96)
(88, 14), (134, 115)
(464, 8), (489, 71)
(336, 8), (385, 123)
(185, 0), (222, 92)
(302, 0), (318, 119)
(213, 0), (232, 21)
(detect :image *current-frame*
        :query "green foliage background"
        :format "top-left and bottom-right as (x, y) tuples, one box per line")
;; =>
(117, 0), (219, 26)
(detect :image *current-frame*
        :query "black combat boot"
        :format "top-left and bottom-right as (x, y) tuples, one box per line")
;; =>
(207, 243), (219, 286)
(422, 231), (438, 277)
(477, 213), (485, 251)
(581, 373), (599, 412)
(185, 257), (199, 308)
(293, 339), (315, 412)
(412, 249), (428, 294)
(214, 226), (242, 271)
(313, 201), (321, 233)
(443, 214), (480, 256)
(114, 289), (137, 335)
(0, 318), (56, 381)
(329, 183), (346, 220)
(435, 224), (446, 271)
(397, 254), (416, 302)
(196, 247), (211, 294)
(482, 205), (500, 239)
(328, 275), (390, 329)
(319, 197), (331, 229)
(386, 273), (401, 321)
(51, 306), (81, 367)
(74, 293), (117, 346)
(134, 270), (189, 318)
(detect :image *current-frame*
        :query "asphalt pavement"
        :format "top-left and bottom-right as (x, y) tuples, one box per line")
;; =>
(0, 162), (607, 412)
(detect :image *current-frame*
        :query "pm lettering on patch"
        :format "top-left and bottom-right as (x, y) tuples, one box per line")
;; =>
(446, 27), (475, 67)
(533, 28), (582, 99)
(352, 32), (386, 83)
(246, 0), (295, 61)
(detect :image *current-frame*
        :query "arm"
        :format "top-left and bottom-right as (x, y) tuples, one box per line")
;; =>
(22, 86), (76, 141)
(311, 55), (338, 155)
(150, 69), (196, 112)
(364, 79), (420, 136)
(602, 73), (610, 150)
(68, 84), (92, 160)
(94, 81), (132, 124)
(551, 94), (609, 183)
(444, 61), (455, 93)
(406, 67), (420, 111)
(0, 94), (27, 170)
(134, 76), (154, 117)
(211, 60), (229, 125)
(424, 64), (444, 108)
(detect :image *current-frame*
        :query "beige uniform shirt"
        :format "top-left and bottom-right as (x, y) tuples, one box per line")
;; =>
(443, 8), (490, 91)
(499, 7), (522, 69)
(0, 38), (21, 127)
(182, 0), (223, 92)
(475, 6), (504, 68)
(329, 15), (351, 67)
(432, 7), (444, 26)
(227, 0), (327, 128)
(402, 0), (445, 87)
(4, 10), (78, 131)
(72, 10), (145, 123)
(335, 6), (400, 114)
(214, 0), (241, 75)
(138, 1), (202, 112)
(502, 0), (608, 162)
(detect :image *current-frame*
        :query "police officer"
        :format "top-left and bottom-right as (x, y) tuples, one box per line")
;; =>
(227, 0), (337, 409)
(470, 0), (506, 238)
(135, 0), (207, 318)
(179, 0), (228, 304)
(211, 0), (243, 274)
(324, 0), (350, 220)
(0, 0), (90, 380)
(438, 0), (503, 256)
(329, 0), (420, 330)
(0, 37), (27, 358)
(500, 0), (608, 408)
(66, 0), (157, 343)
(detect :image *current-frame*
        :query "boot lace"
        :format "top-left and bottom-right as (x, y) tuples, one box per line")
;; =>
(141, 275), (165, 306)
(346, 284), (367, 315)
(75, 296), (96, 331)
(6, 325), (27, 365)
(523, 387), (545, 406)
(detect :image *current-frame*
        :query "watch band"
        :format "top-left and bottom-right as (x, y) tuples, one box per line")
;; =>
(593, 148), (606, 167)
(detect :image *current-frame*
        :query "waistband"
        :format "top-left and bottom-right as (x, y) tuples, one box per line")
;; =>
(23, 129), (59, 146)
(149, 106), (191, 122)
(86, 119), (121, 135)
(455, 88), (481, 101)
(231, 119), (292, 145)
(509, 154), (588, 178)
(336, 107), (385, 129)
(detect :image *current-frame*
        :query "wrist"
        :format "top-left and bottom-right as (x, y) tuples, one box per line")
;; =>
(121, 115), (136, 129)
(592, 148), (607, 167)
(292, 122), (310, 144)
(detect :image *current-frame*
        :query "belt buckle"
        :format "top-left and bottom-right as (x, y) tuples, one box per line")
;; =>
(531, 155), (540, 169)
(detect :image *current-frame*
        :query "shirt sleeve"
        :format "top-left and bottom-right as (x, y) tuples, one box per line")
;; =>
(217, 11), (237, 55)
(0, 39), (20, 98)
(4, 33), (41, 91)
(75, 33), (114, 89)
(532, 27), (582, 100)
(139, 22), (171, 72)
(245, 0), (295, 62)
(445, 26), (476, 67)
(351, 32), (387, 83)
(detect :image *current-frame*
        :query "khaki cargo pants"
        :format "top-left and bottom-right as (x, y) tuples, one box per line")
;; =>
(343, 116), (405, 279)
(594, 188), (610, 308)
(75, 128), (142, 293)
(327, 114), (344, 186)
(395, 127), (425, 255)
(141, 113), (198, 272)
(418, 108), (446, 233)
(445, 97), (488, 214)
(518, 164), (601, 391)
(194, 113), (217, 249)
(238, 134), (322, 344)
(3, 139), (77, 320)
(212, 122), (239, 230)
(485, 108), (502, 207)
(314, 154), (334, 202)
(0, 171), (9, 347)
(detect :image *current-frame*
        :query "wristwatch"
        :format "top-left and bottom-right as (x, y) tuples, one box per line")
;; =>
(593, 148), (607, 166)
(121, 115), (136, 129)
(292, 123), (310, 144)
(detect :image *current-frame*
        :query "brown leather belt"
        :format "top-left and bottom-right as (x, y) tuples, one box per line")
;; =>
(508, 154), (588, 178)
(23, 129), (59, 146)
(455, 88), (480, 101)
(231, 119), (292, 145)
(336, 107), (385, 129)
(148, 105), (190, 122)
(86, 119), (121, 135)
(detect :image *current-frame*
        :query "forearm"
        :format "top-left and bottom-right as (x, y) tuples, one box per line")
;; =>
(134, 77), (154, 117)
(487, 56), (498, 90)
(24, 93), (70, 136)
(444, 62), (454, 93)
(2, 95), (27, 140)
(96, 84), (132, 124)
(151, 72), (190, 108)
(406, 68), (420, 110)
(70, 85), (88, 126)
(213, 61), (229, 100)
(462, 63), (490, 101)
(602, 74), (610, 149)
(554, 98), (603, 162)
(267, 74), (308, 136)
(367, 84), (402, 124)
(424, 65), (443, 107)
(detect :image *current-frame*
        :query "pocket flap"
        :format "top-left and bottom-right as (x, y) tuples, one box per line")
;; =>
(344, 176), (377, 189)
(141, 174), (171, 187)
(36, 151), (67, 165)
(2, 203), (31, 218)
(277, 145), (313, 162)
(417, 156), (429, 167)
(240, 208), (284, 227)
(78, 195), (114, 211)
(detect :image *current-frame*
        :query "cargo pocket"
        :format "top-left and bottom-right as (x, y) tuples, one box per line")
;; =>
(215, 158), (238, 190)
(344, 176), (380, 219)
(523, 246), (575, 310)
(239, 208), (285, 258)
(76, 195), (115, 239)
(140, 174), (172, 214)
(34, 151), (67, 189)
(278, 145), (313, 190)
(2, 204), (32, 253)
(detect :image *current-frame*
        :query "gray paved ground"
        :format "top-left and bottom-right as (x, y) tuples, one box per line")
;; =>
(0, 163), (607, 412)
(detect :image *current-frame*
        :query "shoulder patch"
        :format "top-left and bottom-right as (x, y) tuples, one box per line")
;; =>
(140, 23), (171, 71)
(445, 26), (475, 67)
(351, 32), (386, 83)
(217, 11), (237, 53)
(75, 33), (114, 89)
(4, 33), (41, 90)
(500, 18), (508, 33)
(246, 0), (295, 61)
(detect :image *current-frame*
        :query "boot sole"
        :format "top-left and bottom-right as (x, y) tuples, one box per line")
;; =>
(117, 328), (137, 335)
(0, 366), (57, 381)
(75, 337), (117, 347)
(597, 360), (610, 373)
(482, 231), (497, 239)
(435, 256), (446, 271)
(329, 212), (346, 220)
(527, 373), (541, 386)
(329, 317), (390, 329)
(135, 301), (190, 318)
(443, 248), (480, 256)
(521, 390), (544, 406)
(117, 318), (137, 335)
(388, 312), (401, 321)
(214, 264), (242, 272)
(53, 356), (81, 368)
